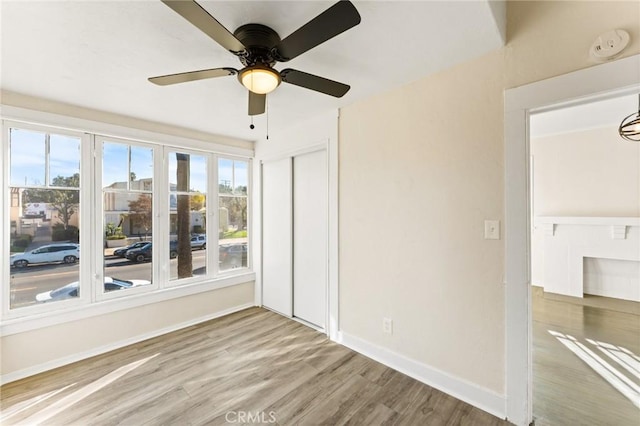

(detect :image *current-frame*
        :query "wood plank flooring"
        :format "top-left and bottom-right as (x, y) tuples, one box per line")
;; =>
(1, 308), (507, 425)
(532, 287), (640, 426)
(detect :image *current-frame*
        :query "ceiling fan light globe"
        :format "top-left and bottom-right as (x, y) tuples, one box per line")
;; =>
(240, 67), (281, 95)
(619, 113), (640, 142)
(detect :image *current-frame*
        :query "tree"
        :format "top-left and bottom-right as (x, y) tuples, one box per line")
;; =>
(190, 193), (205, 211)
(128, 194), (152, 238)
(23, 173), (79, 229)
(219, 195), (247, 235)
(176, 154), (193, 278)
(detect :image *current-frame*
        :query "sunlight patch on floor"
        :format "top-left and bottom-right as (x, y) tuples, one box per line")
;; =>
(0, 383), (76, 423)
(17, 353), (159, 425)
(549, 330), (640, 408)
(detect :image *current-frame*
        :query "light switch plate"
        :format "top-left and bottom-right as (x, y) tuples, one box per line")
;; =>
(484, 220), (500, 240)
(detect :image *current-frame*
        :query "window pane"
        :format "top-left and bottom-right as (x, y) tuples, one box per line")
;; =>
(169, 194), (207, 280)
(50, 134), (80, 186)
(234, 161), (248, 195)
(10, 128), (45, 186)
(190, 155), (207, 193)
(103, 193), (153, 290)
(130, 146), (153, 191)
(169, 153), (207, 193)
(103, 142), (129, 189)
(219, 196), (247, 271)
(169, 151), (207, 281)
(218, 158), (233, 194)
(10, 187), (80, 308)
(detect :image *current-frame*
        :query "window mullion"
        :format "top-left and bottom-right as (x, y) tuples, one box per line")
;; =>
(45, 133), (50, 187)
(81, 132), (95, 304)
(156, 146), (168, 287)
(210, 154), (219, 277)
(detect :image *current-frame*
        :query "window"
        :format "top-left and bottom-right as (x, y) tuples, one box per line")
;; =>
(102, 141), (154, 292)
(218, 158), (249, 271)
(8, 127), (81, 309)
(168, 152), (207, 281)
(3, 118), (252, 322)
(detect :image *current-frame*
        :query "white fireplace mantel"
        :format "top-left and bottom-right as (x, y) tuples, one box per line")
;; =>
(534, 216), (640, 301)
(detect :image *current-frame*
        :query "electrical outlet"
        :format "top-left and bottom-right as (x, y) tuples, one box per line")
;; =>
(383, 317), (393, 334)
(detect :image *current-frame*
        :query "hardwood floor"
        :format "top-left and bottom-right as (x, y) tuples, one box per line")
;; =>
(1, 308), (507, 425)
(532, 287), (640, 426)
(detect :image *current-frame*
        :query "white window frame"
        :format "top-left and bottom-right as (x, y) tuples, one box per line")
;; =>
(0, 106), (255, 335)
(165, 147), (212, 287)
(2, 120), (90, 319)
(217, 154), (252, 275)
(96, 135), (161, 302)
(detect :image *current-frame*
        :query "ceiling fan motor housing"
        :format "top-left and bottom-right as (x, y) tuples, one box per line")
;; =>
(233, 23), (281, 67)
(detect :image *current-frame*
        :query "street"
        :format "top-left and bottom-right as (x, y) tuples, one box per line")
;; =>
(10, 250), (208, 309)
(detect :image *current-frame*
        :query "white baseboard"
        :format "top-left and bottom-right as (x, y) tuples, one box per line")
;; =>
(336, 331), (506, 420)
(0, 303), (255, 385)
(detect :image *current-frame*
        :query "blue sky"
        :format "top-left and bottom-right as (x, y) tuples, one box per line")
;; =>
(10, 128), (79, 187)
(11, 131), (247, 194)
(103, 142), (153, 189)
(218, 158), (248, 192)
(169, 152), (206, 193)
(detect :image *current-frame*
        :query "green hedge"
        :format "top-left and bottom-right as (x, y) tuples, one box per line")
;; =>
(11, 234), (33, 251)
(52, 224), (80, 243)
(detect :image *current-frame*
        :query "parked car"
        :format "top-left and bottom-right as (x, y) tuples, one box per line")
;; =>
(190, 234), (207, 250)
(35, 276), (151, 302)
(125, 241), (178, 262)
(219, 243), (247, 269)
(113, 241), (148, 258)
(11, 243), (80, 268)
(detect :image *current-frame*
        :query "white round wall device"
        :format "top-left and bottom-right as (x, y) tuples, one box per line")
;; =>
(590, 29), (630, 62)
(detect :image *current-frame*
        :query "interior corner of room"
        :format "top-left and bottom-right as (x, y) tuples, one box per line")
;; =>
(1, 1), (640, 425)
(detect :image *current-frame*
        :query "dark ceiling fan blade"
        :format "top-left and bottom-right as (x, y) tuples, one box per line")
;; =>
(274, 0), (361, 62)
(149, 67), (237, 86)
(161, 0), (246, 53)
(248, 91), (266, 116)
(280, 69), (350, 98)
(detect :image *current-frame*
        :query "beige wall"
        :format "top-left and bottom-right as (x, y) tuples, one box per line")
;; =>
(340, 50), (506, 392)
(338, 0), (639, 397)
(1, 282), (254, 378)
(532, 126), (640, 217)
(506, 1), (640, 89)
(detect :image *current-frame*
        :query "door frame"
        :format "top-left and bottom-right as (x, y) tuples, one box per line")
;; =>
(504, 54), (640, 425)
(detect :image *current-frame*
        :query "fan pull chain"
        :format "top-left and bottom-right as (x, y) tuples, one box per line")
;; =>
(249, 116), (254, 130)
(266, 97), (269, 140)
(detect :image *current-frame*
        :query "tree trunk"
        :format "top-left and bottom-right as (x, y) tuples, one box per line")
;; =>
(176, 154), (193, 278)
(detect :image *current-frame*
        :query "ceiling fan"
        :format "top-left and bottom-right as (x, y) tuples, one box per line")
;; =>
(149, 0), (361, 116)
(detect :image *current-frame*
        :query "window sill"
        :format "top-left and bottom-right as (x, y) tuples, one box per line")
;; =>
(0, 271), (255, 336)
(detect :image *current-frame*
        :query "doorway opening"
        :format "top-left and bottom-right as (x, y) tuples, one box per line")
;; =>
(528, 94), (640, 425)
(504, 54), (640, 426)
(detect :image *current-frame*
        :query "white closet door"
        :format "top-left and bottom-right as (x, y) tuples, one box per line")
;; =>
(261, 158), (292, 316)
(293, 150), (327, 328)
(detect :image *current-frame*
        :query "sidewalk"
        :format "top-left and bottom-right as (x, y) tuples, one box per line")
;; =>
(25, 220), (52, 251)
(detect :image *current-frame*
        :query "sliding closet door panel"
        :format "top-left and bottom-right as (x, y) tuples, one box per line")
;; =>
(261, 158), (292, 316)
(293, 150), (327, 328)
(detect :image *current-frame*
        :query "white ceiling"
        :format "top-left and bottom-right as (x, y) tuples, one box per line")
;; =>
(530, 94), (639, 139)
(1, 1), (505, 142)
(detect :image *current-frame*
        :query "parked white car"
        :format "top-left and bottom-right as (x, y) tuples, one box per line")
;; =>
(36, 276), (151, 302)
(190, 234), (207, 249)
(10, 243), (80, 268)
